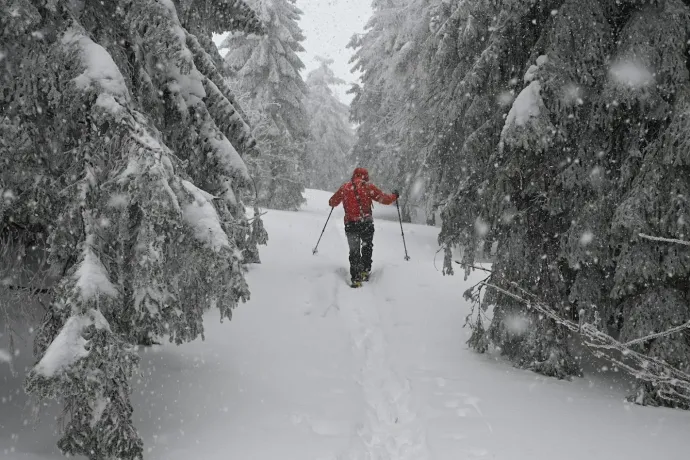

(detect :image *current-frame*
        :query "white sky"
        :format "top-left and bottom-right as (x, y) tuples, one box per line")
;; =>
(213, 0), (371, 105)
(296, 0), (371, 104)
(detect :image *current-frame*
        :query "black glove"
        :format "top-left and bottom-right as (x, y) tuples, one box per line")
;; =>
(393, 189), (400, 198)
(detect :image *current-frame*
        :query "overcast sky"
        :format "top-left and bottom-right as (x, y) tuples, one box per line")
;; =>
(297, 0), (371, 103)
(214, 0), (371, 105)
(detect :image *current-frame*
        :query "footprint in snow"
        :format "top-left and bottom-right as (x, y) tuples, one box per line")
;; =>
(463, 395), (483, 415)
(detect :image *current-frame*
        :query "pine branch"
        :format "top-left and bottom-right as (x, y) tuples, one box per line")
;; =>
(454, 260), (493, 273)
(3, 284), (52, 295)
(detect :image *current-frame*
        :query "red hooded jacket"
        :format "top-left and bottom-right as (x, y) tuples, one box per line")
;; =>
(329, 168), (398, 223)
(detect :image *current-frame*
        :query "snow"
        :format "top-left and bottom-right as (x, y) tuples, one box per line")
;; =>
(2, 188), (16, 202)
(504, 314), (530, 335)
(410, 176), (425, 201)
(3, 189), (690, 458)
(524, 55), (547, 83)
(512, 55), (547, 124)
(474, 216), (489, 237)
(90, 395), (108, 428)
(609, 60), (654, 89)
(505, 80), (542, 128)
(158, 0), (205, 109)
(107, 193), (129, 209)
(561, 83), (583, 106)
(200, 120), (251, 182)
(74, 240), (118, 301)
(166, 66), (206, 108)
(524, 64), (539, 83)
(61, 28), (130, 101)
(32, 310), (109, 378)
(497, 90), (514, 107)
(500, 59), (553, 154)
(580, 231), (594, 246)
(0, 348), (11, 363)
(94, 93), (125, 115)
(180, 180), (230, 252)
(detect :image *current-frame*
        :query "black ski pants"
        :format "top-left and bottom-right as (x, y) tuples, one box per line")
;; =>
(345, 219), (375, 281)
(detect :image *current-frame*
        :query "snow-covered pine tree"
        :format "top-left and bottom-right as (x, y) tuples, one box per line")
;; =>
(348, 0), (447, 222)
(347, 0), (403, 187)
(221, 0), (309, 210)
(430, 0), (690, 403)
(304, 57), (355, 191)
(605, 1), (690, 406)
(1, 0), (264, 456)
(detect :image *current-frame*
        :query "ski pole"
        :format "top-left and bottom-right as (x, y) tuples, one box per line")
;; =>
(312, 207), (334, 255)
(395, 199), (411, 261)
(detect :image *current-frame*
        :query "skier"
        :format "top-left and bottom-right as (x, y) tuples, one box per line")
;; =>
(328, 167), (399, 287)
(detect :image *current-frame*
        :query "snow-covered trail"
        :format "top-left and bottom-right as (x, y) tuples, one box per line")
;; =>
(130, 189), (690, 460)
(336, 268), (430, 460)
(3, 189), (690, 459)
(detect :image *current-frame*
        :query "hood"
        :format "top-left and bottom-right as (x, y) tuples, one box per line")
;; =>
(352, 167), (369, 182)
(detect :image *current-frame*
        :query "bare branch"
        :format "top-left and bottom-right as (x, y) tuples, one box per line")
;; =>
(476, 281), (690, 404)
(622, 321), (690, 347)
(639, 233), (690, 247)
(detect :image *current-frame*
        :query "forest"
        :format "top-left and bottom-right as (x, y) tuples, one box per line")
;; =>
(1, 1), (690, 459)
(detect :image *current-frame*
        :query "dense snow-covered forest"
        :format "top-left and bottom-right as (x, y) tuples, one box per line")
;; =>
(1, 0), (690, 459)
(348, 0), (690, 407)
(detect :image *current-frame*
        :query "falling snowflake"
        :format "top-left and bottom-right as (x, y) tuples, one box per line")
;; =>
(505, 314), (529, 335)
(609, 60), (654, 89)
(579, 231), (594, 247)
(497, 91), (515, 107)
(474, 216), (489, 237)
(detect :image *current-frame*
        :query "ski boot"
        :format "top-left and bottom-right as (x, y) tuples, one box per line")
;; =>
(361, 271), (371, 282)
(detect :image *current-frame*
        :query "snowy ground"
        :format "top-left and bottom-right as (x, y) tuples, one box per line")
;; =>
(2, 189), (690, 459)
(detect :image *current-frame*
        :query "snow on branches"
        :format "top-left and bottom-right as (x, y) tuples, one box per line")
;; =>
(2, 0), (264, 457)
(462, 265), (690, 407)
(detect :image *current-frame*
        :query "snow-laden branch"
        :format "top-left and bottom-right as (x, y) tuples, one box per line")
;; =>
(476, 280), (690, 405)
(639, 233), (690, 246)
(622, 321), (690, 347)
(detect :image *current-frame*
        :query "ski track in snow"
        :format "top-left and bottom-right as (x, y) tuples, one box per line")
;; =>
(3, 189), (690, 460)
(337, 273), (430, 460)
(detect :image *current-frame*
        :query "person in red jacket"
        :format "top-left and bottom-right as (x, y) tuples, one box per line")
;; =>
(329, 167), (399, 286)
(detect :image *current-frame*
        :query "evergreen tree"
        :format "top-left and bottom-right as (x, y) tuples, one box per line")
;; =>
(348, 0), (447, 222)
(304, 57), (355, 191)
(435, 0), (690, 402)
(1, 0), (264, 457)
(221, 0), (309, 210)
(354, 0), (690, 404)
